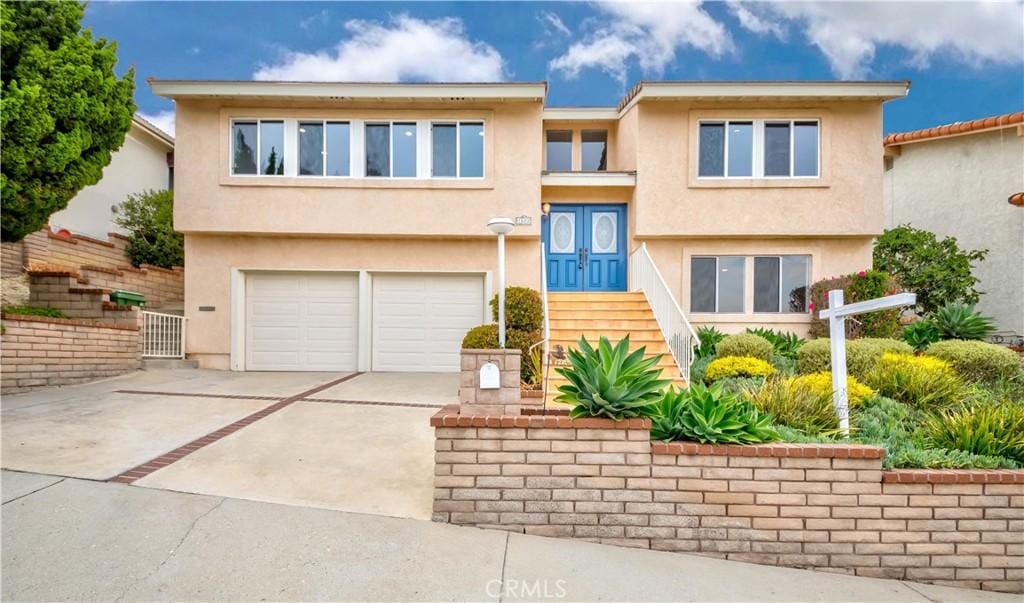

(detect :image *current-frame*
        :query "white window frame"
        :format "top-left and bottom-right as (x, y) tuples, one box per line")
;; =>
(691, 255), (746, 314)
(753, 255), (811, 314)
(429, 121), (486, 179)
(230, 118), (288, 178)
(296, 120), (353, 179)
(696, 118), (820, 180)
(365, 121), (418, 179)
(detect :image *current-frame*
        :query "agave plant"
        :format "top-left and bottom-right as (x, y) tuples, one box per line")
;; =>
(901, 319), (940, 352)
(746, 327), (806, 360)
(693, 325), (724, 360)
(650, 383), (780, 444)
(555, 336), (670, 420)
(932, 303), (996, 341)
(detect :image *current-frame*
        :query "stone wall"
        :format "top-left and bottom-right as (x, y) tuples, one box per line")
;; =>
(1, 314), (142, 394)
(431, 406), (1024, 593)
(459, 349), (523, 415)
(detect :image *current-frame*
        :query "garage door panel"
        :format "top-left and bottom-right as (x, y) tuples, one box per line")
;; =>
(372, 274), (484, 372)
(246, 273), (358, 371)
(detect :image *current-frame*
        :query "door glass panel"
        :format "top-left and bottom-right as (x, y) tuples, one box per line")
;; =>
(550, 213), (575, 254)
(591, 212), (617, 254)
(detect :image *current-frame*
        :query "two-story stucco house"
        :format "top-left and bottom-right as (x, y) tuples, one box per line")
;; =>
(151, 78), (908, 376)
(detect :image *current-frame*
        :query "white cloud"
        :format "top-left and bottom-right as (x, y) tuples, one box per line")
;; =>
(731, 1), (1024, 79)
(254, 15), (506, 82)
(540, 11), (571, 36)
(137, 110), (174, 137)
(548, 1), (733, 84)
(726, 1), (786, 40)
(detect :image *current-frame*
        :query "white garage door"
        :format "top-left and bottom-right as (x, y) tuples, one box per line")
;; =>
(246, 273), (358, 371)
(372, 274), (485, 372)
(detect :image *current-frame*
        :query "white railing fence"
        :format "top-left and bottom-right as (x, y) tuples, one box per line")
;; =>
(538, 241), (552, 404)
(628, 243), (699, 384)
(142, 311), (187, 359)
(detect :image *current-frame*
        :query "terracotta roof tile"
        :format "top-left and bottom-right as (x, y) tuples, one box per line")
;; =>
(884, 111), (1023, 146)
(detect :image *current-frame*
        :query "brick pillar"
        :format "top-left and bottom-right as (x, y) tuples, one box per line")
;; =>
(459, 348), (521, 415)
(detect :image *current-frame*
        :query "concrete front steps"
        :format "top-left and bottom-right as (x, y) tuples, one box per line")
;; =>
(544, 292), (686, 405)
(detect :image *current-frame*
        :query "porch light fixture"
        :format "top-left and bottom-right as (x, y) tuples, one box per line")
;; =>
(487, 217), (515, 348)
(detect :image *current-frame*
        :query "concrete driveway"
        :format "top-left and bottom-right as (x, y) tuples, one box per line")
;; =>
(1, 369), (457, 519)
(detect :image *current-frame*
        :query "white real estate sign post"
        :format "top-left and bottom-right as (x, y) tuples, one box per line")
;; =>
(818, 290), (917, 436)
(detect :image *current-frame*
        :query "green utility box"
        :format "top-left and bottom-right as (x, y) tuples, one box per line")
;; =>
(109, 289), (146, 308)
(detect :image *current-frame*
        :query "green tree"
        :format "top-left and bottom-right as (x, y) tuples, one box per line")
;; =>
(874, 225), (988, 316)
(1, 1), (135, 242)
(113, 189), (182, 269)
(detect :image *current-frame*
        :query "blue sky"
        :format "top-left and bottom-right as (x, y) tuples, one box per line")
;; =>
(84, 1), (1024, 136)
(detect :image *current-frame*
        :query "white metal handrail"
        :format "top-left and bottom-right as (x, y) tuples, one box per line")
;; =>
(142, 311), (187, 359)
(539, 241), (551, 404)
(628, 243), (700, 384)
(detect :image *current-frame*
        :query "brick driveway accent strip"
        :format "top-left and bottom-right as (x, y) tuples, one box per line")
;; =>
(110, 373), (363, 484)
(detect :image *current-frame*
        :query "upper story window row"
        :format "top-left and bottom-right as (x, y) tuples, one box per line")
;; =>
(698, 119), (819, 179)
(545, 129), (608, 172)
(230, 119), (485, 179)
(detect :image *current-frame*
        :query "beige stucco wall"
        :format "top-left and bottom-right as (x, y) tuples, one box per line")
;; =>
(49, 122), (171, 239)
(884, 129), (1024, 336)
(184, 234), (538, 369)
(643, 236), (873, 336)
(174, 99), (543, 238)
(631, 101), (885, 238)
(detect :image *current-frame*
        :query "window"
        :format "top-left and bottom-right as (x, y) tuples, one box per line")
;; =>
(366, 122), (417, 178)
(697, 119), (819, 179)
(690, 256), (745, 313)
(698, 121), (752, 178)
(258, 121), (284, 175)
(546, 130), (572, 171)
(764, 120), (819, 178)
(231, 120), (285, 176)
(431, 122), (484, 178)
(231, 121), (258, 175)
(365, 124), (390, 177)
(754, 255), (810, 313)
(392, 122), (416, 177)
(581, 130), (607, 171)
(298, 121), (350, 177)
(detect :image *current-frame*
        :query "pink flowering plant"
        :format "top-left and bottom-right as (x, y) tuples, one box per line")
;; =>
(808, 270), (902, 339)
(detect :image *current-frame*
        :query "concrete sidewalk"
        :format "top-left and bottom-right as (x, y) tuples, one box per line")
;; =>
(2, 471), (1016, 602)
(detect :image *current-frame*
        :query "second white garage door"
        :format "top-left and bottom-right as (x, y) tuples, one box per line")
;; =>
(372, 274), (485, 372)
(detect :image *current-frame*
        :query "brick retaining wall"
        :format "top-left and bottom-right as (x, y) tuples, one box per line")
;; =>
(1, 314), (142, 394)
(431, 406), (1024, 593)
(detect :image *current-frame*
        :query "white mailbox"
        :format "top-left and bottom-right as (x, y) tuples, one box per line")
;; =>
(479, 361), (501, 390)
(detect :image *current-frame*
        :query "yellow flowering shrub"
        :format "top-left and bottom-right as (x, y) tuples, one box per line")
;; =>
(704, 356), (775, 383)
(865, 352), (963, 408)
(789, 371), (875, 407)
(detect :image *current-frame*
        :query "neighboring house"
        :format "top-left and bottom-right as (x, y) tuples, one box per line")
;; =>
(883, 112), (1024, 341)
(48, 115), (174, 239)
(151, 78), (907, 372)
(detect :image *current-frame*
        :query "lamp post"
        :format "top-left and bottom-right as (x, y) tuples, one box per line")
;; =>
(487, 217), (515, 348)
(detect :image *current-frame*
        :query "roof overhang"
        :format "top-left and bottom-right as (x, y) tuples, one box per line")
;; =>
(541, 171), (636, 187)
(542, 107), (619, 121)
(131, 115), (174, 148)
(148, 79), (547, 103)
(619, 81), (910, 113)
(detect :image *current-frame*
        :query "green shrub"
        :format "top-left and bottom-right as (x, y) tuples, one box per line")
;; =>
(748, 377), (839, 436)
(888, 447), (1018, 470)
(769, 354), (797, 376)
(853, 395), (911, 446)
(746, 327), (805, 360)
(865, 353), (963, 408)
(931, 303), (996, 341)
(555, 336), (669, 420)
(507, 328), (542, 382)
(797, 338), (913, 379)
(711, 376), (766, 396)
(694, 325), (724, 360)
(1, 305), (67, 318)
(926, 340), (1022, 384)
(901, 319), (940, 352)
(114, 189), (183, 268)
(650, 383), (779, 444)
(715, 333), (774, 361)
(489, 287), (543, 332)
(790, 371), (875, 407)
(923, 402), (1024, 463)
(808, 271), (901, 338)
(461, 324), (498, 349)
(704, 356), (775, 383)
(689, 355), (713, 385)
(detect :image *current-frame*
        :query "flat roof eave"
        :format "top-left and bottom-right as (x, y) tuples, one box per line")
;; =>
(148, 79), (548, 102)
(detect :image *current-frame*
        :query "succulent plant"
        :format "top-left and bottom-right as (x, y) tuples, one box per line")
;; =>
(650, 383), (780, 444)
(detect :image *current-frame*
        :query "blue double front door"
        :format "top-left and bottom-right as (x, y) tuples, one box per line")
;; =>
(542, 204), (627, 292)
